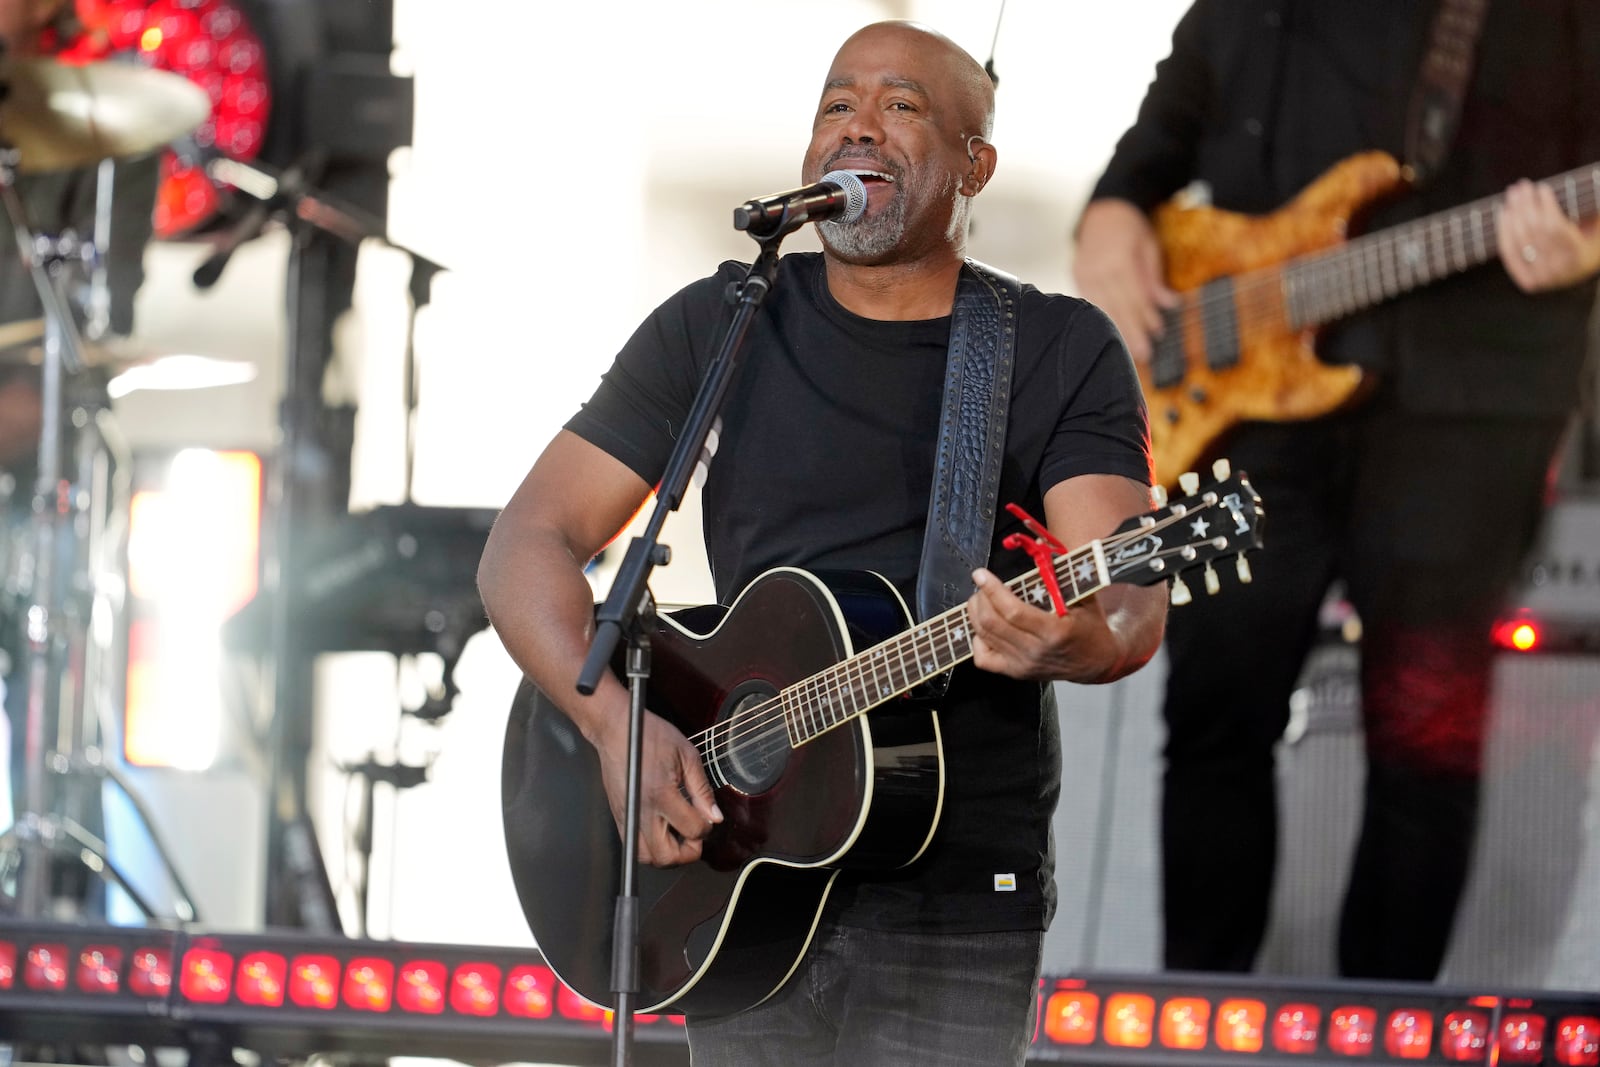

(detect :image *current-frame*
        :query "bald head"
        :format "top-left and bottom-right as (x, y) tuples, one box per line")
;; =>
(832, 21), (996, 139)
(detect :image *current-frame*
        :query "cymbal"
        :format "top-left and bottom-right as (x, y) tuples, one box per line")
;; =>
(100, 344), (256, 398)
(0, 318), (43, 352)
(0, 58), (212, 173)
(0, 331), (255, 395)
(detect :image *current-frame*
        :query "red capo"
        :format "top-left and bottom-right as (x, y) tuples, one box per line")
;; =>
(1000, 503), (1070, 616)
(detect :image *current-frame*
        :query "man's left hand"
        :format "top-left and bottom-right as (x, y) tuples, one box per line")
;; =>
(966, 567), (1124, 684)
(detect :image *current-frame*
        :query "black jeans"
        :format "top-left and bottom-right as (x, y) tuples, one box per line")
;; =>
(685, 918), (1043, 1066)
(1159, 401), (1566, 980)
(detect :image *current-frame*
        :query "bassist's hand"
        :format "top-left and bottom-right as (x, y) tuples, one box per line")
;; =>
(1497, 179), (1600, 293)
(1073, 198), (1179, 366)
(592, 709), (723, 867)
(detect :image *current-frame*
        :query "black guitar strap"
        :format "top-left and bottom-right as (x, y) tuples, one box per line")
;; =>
(1405, 0), (1490, 187)
(915, 258), (1021, 625)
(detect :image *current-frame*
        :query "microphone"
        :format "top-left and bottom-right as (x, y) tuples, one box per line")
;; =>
(733, 170), (868, 235)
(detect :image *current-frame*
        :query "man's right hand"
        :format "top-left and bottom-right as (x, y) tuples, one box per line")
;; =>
(589, 707), (723, 868)
(1072, 198), (1179, 366)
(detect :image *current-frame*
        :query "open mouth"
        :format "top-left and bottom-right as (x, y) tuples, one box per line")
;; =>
(842, 168), (895, 186)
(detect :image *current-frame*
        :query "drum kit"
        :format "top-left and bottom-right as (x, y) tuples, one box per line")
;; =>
(0, 52), (238, 919)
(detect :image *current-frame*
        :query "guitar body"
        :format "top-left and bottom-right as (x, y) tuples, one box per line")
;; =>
(1146, 150), (1405, 486)
(501, 568), (944, 1017)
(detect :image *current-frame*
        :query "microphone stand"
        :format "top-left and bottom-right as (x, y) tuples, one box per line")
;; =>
(576, 204), (813, 1067)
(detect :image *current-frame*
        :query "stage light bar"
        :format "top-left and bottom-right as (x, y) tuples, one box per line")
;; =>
(4, 922), (1597, 1067)
(1029, 973), (1600, 1066)
(0, 920), (689, 1066)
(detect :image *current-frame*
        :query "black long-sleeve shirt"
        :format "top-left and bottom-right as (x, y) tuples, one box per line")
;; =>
(1090, 0), (1600, 416)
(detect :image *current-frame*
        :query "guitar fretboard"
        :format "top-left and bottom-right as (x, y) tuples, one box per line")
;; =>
(777, 539), (1110, 747)
(1283, 164), (1600, 330)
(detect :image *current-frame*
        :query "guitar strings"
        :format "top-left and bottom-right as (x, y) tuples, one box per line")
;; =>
(687, 506), (1229, 773)
(1155, 166), (1600, 368)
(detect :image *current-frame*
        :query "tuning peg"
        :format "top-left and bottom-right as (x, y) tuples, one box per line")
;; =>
(1204, 561), (1220, 596)
(1236, 554), (1253, 584)
(1170, 574), (1193, 606)
(1179, 471), (1200, 496)
(1212, 457), (1231, 481)
(1152, 484), (1169, 508)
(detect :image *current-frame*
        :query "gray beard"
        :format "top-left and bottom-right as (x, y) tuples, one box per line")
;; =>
(817, 190), (907, 260)
(816, 173), (965, 261)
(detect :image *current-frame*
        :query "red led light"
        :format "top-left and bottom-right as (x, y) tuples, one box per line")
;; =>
(396, 960), (446, 1015)
(179, 947), (233, 1004)
(0, 942), (15, 990)
(1216, 999), (1267, 1054)
(1043, 990), (1099, 1045)
(1274, 1003), (1322, 1054)
(76, 945), (124, 994)
(1493, 615), (1542, 652)
(1500, 1013), (1547, 1065)
(342, 957), (395, 1012)
(505, 965), (557, 1020)
(236, 951), (286, 1007)
(1441, 1011), (1491, 1063)
(288, 955), (339, 1010)
(26, 944), (69, 991)
(557, 982), (613, 1027)
(1160, 997), (1211, 1050)
(59, 0), (273, 238)
(1556, 1016), (1600, 1067)
(1384, 1008), (1434, 1059)
(1328, 1005), (1376, 1057)
(450, 962), (502, 1016)
(129, 947), (172, 997)
(1104, 993), (1156, 1049)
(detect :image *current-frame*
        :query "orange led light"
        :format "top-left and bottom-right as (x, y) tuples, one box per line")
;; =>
(1043, 990), (1099, 1045)
(1161, 997), (1211, 1050)
(1105, 993), (1156, 1048)
(1216, 998), (1267, 1053)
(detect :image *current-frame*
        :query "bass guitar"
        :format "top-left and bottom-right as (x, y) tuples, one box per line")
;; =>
(1143, 150), (1600, 488)
(501, 465), (1262, 1017)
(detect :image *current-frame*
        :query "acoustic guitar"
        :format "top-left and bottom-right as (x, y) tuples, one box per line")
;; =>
(500, 465), (1263, 1017)
(1143, 150), (1600, 487)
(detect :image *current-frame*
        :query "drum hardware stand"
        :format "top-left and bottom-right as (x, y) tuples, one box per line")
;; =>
(199, 153), (448, 930)
(0, 145), (198, 922)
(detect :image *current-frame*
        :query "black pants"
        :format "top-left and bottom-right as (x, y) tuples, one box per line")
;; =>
(1159, 399), (1567, 980)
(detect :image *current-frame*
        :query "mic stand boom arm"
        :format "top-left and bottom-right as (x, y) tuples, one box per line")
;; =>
(575, 205), (808, 1066)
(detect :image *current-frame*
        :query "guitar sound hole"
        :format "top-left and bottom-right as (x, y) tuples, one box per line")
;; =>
(715, 689), (789, 795)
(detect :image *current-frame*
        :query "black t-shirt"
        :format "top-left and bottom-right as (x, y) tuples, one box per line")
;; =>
(567, 252), (1150, 933)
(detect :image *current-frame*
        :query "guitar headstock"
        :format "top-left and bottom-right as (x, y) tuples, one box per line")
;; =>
(1105, 459), (1264, 603)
